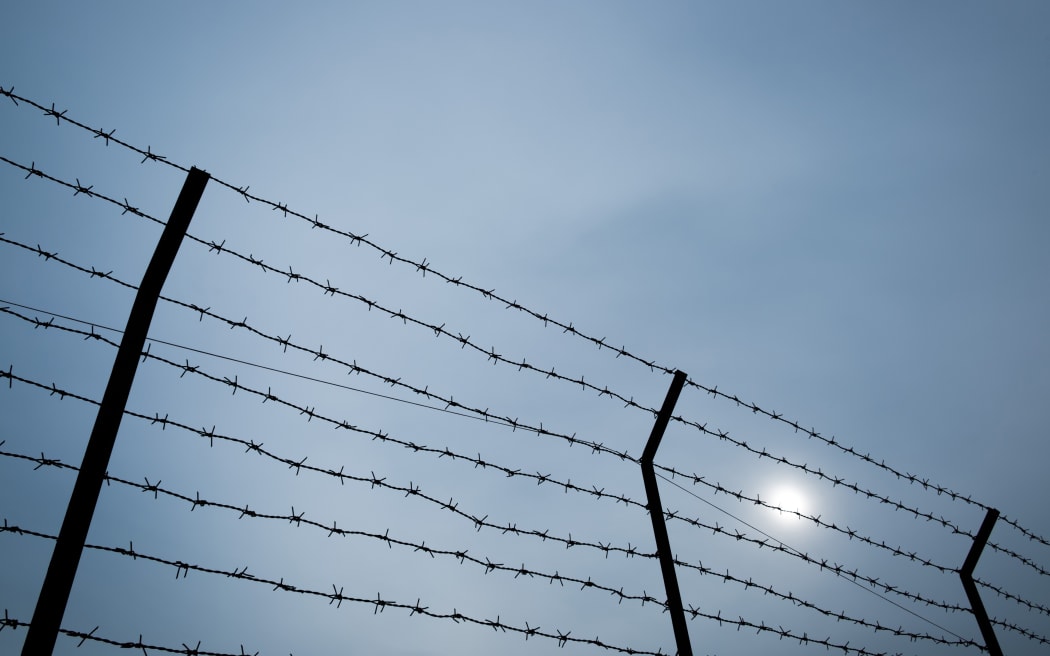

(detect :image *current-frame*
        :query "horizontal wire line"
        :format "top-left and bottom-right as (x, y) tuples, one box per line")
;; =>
(0, 300), (982, 582)
(0, 611), (254, 656)
(5, 154), (1045, 585)
(0, 359), (998, 635)
(0, 284), (980, 579)
(0, 410), (991, 649)
(3, 93), (1048, 651)
(0, 446), (672, 615)
(8, 231), (1050, 646)
(5, 84), (1043, 552)
(0, 154), (165, 227)
(5, 246), (1046, 618)
(5, 224), (1048, 584)
(0, 350), (667, 572)
(0, 293), (972, 580)
(659, 473), (1049, 646)
(9, 349), (1047, 637)
(0, 296), (490, 426)
(0, 520), (923, 656)
(655, 472), (971, 641)
(0, 522), (668, 656)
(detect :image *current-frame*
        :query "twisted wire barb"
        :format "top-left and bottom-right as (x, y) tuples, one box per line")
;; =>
(1, 84), (1045, 553)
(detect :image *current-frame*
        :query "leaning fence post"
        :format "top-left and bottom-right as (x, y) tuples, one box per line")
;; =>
(22, 167), (210, 656)
(639, 370), (692, 656)
(958, 507), (1003, 656)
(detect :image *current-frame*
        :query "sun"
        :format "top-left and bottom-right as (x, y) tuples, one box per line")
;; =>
(767, 485), (809, 522)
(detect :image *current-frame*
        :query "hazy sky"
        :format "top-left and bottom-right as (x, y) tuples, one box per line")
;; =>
(2, 3), (1048, 655)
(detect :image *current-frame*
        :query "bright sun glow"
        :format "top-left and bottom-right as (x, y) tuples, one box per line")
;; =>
(768, 486), (809, 522)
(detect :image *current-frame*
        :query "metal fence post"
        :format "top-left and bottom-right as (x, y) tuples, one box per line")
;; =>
(959, 508), (1003, 656)
(22, 167), (210, 655)
(640, 370), (692, 656)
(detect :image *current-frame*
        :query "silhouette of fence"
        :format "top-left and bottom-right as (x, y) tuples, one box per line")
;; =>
(1, 86), (1048, 655)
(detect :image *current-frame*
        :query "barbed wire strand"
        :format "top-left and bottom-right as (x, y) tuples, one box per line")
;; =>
(6, 293), (1050, 621)
(0, 302), (975, 578)
(0, 362), (1019, 631)
(4, 354), (1047, 644)
(0, 610), (259, 656)
(0, 156), (1031, 568)
(0, 297), (994, 586)
(3, 226), (1047, 583)
(656, 472), (975, 643)
(1, 519), (940, 656)
(3, 153), (1046, 581)
(0, 446), (675, 616)
(5, 87), (1050, 656)
(0, 524), (670, 655)
(0, 297), (490, 425)
(2, 445), (993, 651)
(5, 240), (1050, 642)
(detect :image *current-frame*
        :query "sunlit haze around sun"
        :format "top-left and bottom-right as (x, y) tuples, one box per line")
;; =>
(767, 485), (810, 523)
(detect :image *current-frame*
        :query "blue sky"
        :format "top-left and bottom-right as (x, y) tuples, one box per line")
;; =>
(2, 3), (1048, 655)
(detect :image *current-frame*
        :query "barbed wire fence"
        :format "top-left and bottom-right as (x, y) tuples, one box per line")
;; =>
(1, 87), (1047, 655)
